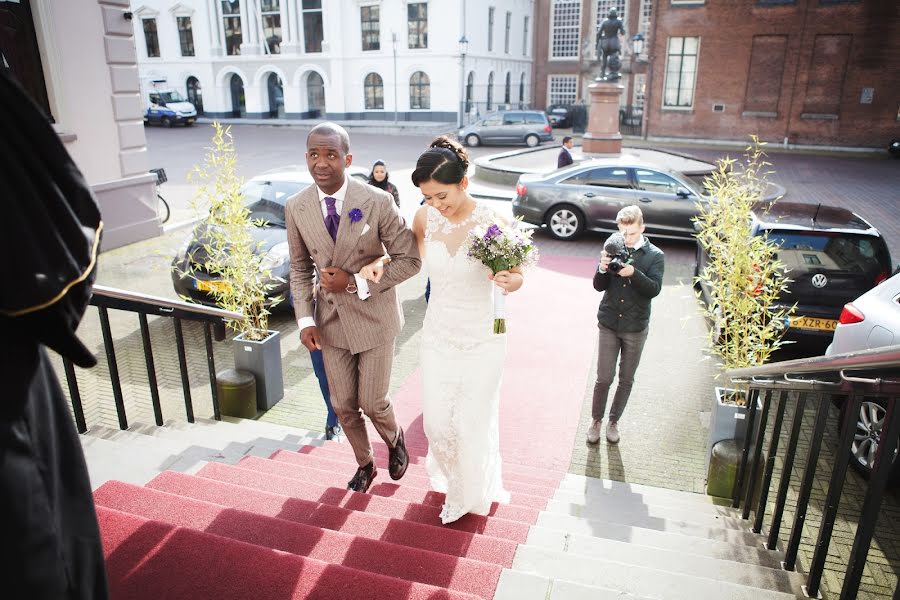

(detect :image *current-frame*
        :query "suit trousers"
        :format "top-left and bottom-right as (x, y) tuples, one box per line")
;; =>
(322, 341), (399, 466)
(592, 324), (649, 423)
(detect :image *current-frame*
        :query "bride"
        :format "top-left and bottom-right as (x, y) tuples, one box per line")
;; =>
(362, 137), (524, 524)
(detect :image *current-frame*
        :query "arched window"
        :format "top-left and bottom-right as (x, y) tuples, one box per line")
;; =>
(364, 72), (384, 109)
(307, 71), (325, 118)
(519, 73), (526, 107)
(504, 72), (511, 106)
(186, 76), (203, 114)
(409, 71), (430, 109)
(486, 72), (494, 111)
(465, 72), (474, 113)
(229, 73), (245, 118)
(266, 72), (284, 118)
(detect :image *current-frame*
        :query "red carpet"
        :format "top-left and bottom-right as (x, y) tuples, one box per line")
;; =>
(92, 255), (600, 599)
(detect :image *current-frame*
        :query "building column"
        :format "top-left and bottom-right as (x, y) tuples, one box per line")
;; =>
(208, 0), (223, 56)
(240, 0), (260, 55)
(281, 0), (299, 54)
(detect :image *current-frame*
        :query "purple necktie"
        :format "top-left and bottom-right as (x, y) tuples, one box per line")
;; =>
(324, 196), (339, 241)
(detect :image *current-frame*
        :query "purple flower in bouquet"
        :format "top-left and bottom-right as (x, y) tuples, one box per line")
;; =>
(483, 224), (503, 240)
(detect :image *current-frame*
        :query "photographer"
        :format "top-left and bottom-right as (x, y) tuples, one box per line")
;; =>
(588, 206), (665, 445)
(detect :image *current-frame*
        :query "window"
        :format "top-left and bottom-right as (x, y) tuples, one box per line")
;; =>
(302, 0), (323, 53)
(488, 7), (495, 52)
(524, 113), (546, 124)
(364, 72), (384, 109)
(633, 73), (646, 110)
(596, 1), (626, 41)
(177, 17), (195, 56)
(519, 73), (526, 105)
(466, 72), (474, 112)
(407, 2), (428, 49)
(635, 169), (682, 194)
(222, 1), (242, 56)
(361, 5), (380, 51)
(504, 72), (511, 105)
(505, 11), (511, 53)
(522, 16), (529, 56)
(409, 71), (430, 109)
(802, 34), (851, 116)
(663, 36), (699, 108)
(260, 0), (281, 54)
(548, 74), (577, 106)
(142, 18), (160, 57)
(551, 0), (581, 59)
(487, 72), (494, 110)
(563, 167), (630, 188)
(744, 35), (787, 114)
(637, 0), (652, 58)
(503, 112), (524, 125)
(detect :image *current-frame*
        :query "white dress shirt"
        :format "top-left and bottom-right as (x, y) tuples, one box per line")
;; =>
(297, 177), (371, 332)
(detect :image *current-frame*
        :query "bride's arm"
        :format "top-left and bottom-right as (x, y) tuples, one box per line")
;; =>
(412, 206), (428, 259)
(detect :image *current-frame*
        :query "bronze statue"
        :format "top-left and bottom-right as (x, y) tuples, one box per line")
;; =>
(596, 8), (626, 81)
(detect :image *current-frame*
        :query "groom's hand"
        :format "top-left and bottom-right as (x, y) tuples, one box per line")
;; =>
(301, 326), (322, 351)
(319, 267), (350, 292)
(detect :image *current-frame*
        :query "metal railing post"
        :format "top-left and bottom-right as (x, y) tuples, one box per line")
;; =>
(98, 306), (128, 430)
(742, 388), (772, 520)
(139, 313), (164, 426)
(62, 357), (87, 434)
(173, 317), (194, 423)
(767, 392), (807, 551)
(753, 389), (787, 534)
(733, 387), (760, 508)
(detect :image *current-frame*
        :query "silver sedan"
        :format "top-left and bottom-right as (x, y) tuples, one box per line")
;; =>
(512, 159), (707, 241)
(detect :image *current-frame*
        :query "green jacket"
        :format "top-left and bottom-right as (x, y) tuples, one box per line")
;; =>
(593, 238), (665, 332)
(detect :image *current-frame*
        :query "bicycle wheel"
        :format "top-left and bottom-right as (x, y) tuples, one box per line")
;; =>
(157, 192), (170, 224)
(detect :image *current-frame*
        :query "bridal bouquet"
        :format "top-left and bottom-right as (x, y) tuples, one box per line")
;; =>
(466, 220), (539, 334)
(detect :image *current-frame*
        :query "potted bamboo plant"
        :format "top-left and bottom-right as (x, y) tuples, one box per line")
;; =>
(693, 137), (794, 459)
(184, 122), (285, 410)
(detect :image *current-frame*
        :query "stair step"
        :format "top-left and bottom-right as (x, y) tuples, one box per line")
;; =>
(193, 416), (318, 442)
(552, 487), (737, 517)
(493, 571), (656, 600)
(560, 473), (727, 507)
(536, 511), (764, 548)
(97, 506), (482, 600)
(80, 435), (178, 489)
(291, 445), (562, 488)
(254, 454), (548, 512)
(269, 449), (558, 498)
(195, 462), (533, 542)
(521, 530), (801, 593)
(94, 481), (501, 598)
(512, 545), (799, 600)
(146, 471), (518, 566)
(525, 525), (785, 570)
(126, 420), (312, 450)
(544, 498), (749, 531)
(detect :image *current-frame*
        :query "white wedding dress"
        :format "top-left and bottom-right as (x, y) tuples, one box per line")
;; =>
(420, 203), (511, 524)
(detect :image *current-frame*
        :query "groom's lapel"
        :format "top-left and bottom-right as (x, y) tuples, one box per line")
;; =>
(294, 186), (335, 257)
(333, 179), (373, 268)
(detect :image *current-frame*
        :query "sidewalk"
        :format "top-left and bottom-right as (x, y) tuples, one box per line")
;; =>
(195, 116), (456, 137)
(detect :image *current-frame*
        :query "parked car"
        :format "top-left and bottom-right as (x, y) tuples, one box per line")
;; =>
(512, 158), (707, 240)
(696, 202), (893, 349)
(171, 166), (370, 307)
(545, 104), (573, 128)
(458, 110), (553, 147)
(889, 139), (900, 158)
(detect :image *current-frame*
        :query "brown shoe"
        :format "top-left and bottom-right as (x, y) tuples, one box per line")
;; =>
(388, 428), (409, 481)
(347, 462), (377, 493)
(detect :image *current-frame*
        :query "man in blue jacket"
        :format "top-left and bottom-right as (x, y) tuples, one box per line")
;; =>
(588, 206), (665, 445)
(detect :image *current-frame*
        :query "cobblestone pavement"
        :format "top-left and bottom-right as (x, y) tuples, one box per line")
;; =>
(56, 139), (899, 599)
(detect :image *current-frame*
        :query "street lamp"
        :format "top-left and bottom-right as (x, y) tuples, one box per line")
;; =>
(458, 35), (469, 128)
(631, 33), (645, 59)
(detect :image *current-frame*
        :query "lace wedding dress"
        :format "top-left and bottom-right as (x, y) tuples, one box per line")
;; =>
(421, 203), (511, 524)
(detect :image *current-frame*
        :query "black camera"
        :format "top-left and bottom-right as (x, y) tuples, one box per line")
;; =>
(604, 233), (630, 274)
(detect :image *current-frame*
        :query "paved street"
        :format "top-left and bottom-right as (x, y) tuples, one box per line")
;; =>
(65, 125), (899, 599)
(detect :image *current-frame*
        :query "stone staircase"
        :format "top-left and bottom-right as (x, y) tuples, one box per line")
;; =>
(81, 418), (806, 600)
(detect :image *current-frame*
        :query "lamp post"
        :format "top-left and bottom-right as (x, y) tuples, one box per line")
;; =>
(631, 33), (645, 58)
(458, 35), (469, 128)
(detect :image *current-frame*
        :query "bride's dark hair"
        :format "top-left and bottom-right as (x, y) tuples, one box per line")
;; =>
(411, 136), (470, 188)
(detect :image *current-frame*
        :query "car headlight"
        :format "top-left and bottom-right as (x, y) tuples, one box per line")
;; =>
(458, 130), (465, 136)
(260, 241), (290, 272)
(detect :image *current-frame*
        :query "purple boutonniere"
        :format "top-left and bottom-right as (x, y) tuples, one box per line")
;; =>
(348, 208), (363, 223)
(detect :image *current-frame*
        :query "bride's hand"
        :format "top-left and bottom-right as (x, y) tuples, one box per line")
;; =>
(360, 257), (387, 283)
(489, 270), (523, 294)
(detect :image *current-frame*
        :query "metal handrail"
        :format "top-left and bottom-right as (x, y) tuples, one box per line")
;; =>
(65, 286), (245, 434)
(727, 344), (900, 379)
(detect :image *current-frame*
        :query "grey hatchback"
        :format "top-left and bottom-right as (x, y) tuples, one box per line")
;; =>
(458, 110), (553, 147)
(512, 158), (706, 240)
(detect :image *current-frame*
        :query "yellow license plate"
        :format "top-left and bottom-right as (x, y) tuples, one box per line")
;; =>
(789, 316), (838, 332)
(196, 279), (231, 293)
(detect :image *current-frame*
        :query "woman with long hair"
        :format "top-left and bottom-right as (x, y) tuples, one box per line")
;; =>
(367, 160), (400, 208)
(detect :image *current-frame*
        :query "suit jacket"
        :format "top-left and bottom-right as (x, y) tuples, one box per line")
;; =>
(557, 147), (574, 169)
(285, 177), (421, 354)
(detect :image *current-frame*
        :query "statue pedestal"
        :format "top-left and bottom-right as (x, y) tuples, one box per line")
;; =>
(582, 81), (624, 156)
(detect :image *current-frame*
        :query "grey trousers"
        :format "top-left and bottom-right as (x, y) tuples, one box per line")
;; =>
(592, 324), (649, 423)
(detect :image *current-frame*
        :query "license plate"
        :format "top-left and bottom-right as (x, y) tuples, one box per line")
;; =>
(196, 279), (230, 293)
(789, 316), (838, 332)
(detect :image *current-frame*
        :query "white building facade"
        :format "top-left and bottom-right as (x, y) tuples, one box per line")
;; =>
(131, 0), (535, 123)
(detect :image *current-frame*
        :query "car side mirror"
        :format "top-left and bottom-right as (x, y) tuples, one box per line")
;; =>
(676, 188), (691, 199)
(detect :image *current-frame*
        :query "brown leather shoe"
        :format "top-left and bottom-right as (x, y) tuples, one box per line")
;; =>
(347, 462), (377, 493)
(388, 428), (409, 481)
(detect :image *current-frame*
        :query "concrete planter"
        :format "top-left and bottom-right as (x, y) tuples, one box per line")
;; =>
(233, 330), (284, 411)
(705, 387), (760, 472)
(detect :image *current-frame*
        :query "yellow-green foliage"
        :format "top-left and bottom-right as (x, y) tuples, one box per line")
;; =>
(185, 122), (281, 341)
(693, 137), (795, 397)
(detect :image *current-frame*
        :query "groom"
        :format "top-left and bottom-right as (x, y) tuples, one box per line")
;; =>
(285, 122), (421, 493)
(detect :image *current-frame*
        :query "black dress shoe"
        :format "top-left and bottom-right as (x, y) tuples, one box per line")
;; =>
(347, 462), (377, 493)
(388, 428), (409, 481)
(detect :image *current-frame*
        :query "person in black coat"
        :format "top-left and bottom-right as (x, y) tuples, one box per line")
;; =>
(557, 136), (575, 169)
(367, 160), (401, 208)
(0, 69), (109, 600)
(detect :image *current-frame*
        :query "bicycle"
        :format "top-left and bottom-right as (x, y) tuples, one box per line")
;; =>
(150, 167), (171, 224)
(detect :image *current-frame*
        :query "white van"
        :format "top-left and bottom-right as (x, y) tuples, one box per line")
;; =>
(143, 80), (197, 127)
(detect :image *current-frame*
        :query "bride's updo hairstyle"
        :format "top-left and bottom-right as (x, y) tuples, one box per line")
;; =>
(411, 136), (470, 188)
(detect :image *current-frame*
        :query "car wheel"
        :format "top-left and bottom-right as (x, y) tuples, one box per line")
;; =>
(545, 204), (584, 240)
(465, 134), (481, 147)
(840, 398), (900, 485)
(161, 116), (173, 128)
(525, 134), (540, 148)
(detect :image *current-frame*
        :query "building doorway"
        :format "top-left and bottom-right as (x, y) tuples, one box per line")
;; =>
(186, 76), (203, 114)
(266, 73), (284, 118)
(307, 71), (324, 118)
(229, 73), (245, 117)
